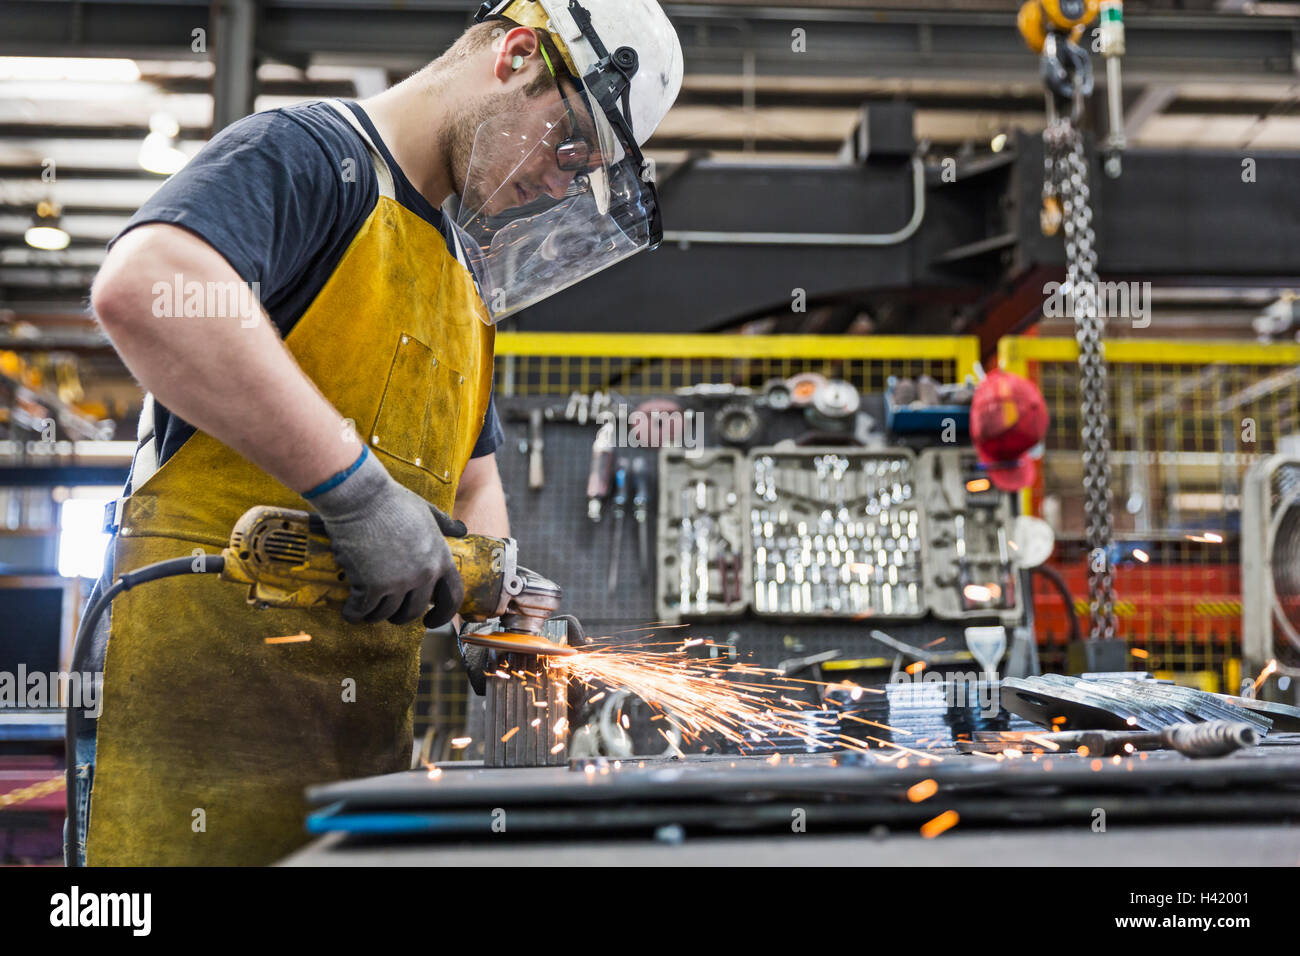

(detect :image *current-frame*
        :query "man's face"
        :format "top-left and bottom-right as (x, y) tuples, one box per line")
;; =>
(460, 75), (603, 218)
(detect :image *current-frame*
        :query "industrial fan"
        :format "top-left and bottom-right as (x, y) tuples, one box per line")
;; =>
(1242, 455), (1300, 678)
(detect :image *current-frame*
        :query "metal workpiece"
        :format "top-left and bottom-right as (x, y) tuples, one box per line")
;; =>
(482, 619), (578, 768)
(482, 656), (569, 767)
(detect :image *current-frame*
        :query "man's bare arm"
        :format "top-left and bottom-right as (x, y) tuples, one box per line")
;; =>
(91, 223), (359, 492)
(454, 453), (509, 537)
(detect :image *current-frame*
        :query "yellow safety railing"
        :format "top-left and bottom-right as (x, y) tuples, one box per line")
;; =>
(494, 332), (981, 397)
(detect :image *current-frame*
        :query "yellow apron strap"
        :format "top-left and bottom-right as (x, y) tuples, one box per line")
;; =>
(323, 99), (396, 199)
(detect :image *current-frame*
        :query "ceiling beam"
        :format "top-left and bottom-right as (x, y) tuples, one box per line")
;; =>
(2, 2), (1297, 85)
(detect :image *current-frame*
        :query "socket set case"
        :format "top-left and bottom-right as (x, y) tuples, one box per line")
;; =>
(918, 448), (1023, 624)
(748, 447), (926, 620)
(656, 449), (750, 621)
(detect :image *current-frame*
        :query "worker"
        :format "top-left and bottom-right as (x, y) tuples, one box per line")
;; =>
(70, 0), (683, 866)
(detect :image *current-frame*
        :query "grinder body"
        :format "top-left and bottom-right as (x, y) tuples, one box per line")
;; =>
(219, 506), (562, 643)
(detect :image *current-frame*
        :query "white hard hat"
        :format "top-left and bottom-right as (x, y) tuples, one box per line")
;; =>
(480, 0), (683, 148)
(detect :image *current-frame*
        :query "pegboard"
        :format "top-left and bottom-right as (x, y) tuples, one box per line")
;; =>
(494, 394), (1022, 669)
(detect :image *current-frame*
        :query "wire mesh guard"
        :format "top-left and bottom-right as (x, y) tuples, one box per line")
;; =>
(1271, 466), (1300, 651)
(1018, 343), (1300, 691)
(497, 351), (959, 401)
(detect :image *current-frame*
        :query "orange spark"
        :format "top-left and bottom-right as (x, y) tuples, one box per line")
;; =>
(264, 633), (311, 644)
(1253, 659), (1278, 694)
(550, 637), (877, 756)
(920, 810), (959, 839)
(908, 779), (938, 803)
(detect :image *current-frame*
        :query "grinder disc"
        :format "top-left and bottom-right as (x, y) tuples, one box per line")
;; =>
(459, 630), (578, 657)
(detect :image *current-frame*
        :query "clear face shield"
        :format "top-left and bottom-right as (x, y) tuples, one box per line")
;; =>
(455, 76), (661, 323)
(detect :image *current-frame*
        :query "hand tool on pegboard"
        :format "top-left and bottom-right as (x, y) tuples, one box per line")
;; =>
(587, 419), (616, 521)
(631, 456), (651, 574)
(508, 393), (625, 491)
(607, 458), (629, 592)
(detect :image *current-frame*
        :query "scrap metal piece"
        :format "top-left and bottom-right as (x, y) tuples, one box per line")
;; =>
(1210, 694), (1300, 733)
(963, 720), (1260, 759)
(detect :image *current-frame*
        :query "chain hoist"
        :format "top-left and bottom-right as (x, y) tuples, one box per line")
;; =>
(1019, 0), (1125, 640)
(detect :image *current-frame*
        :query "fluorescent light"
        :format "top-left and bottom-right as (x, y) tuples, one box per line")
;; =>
(149, 111), (181, 138)
(58, 489), (119, 580)
(0, 56), (140, 82)
(138, 132), (188, 174)
(25, 224), (70, 251)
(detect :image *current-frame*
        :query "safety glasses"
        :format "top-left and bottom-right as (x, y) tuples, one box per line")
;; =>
(538, 35), (597, 173)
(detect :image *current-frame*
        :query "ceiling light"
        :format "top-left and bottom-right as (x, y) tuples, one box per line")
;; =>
(0, 56), (140, 82)
(24, 199), (70, 251)
(149, 112), (181, 138)
(138, 131), (188, 175)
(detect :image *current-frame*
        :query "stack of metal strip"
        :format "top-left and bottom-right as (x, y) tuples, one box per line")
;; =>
(826, 680), (1037, 748)
(482, 656), (569, 767)
(999, 674), (1299, 734)
(718, 709), (842, 756)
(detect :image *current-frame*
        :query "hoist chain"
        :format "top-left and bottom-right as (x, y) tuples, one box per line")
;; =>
(1044, 117), (1118, 642)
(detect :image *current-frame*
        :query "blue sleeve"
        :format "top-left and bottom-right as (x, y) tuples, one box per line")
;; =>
(470, 389), (504, 459)
(111, 109), (364, 331)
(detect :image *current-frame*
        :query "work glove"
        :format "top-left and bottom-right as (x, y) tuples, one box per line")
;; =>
(310, 450), (467, 627)
(457, 622), (492, 696)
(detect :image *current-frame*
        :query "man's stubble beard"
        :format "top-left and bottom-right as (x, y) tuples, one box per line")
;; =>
(449, 90), (526, 214)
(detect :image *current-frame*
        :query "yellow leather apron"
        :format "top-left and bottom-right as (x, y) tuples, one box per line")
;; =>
(86, 103), (495, 865)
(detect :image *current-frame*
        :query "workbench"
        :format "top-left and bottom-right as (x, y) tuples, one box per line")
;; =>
(282, 823), (1300, 866)
(281, 740), (1300, 866)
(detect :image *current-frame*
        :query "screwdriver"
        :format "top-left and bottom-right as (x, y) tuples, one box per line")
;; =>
(607, 459), (629, 593)
(631, 457), (650, 573)
(586, 420), (616, 521)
